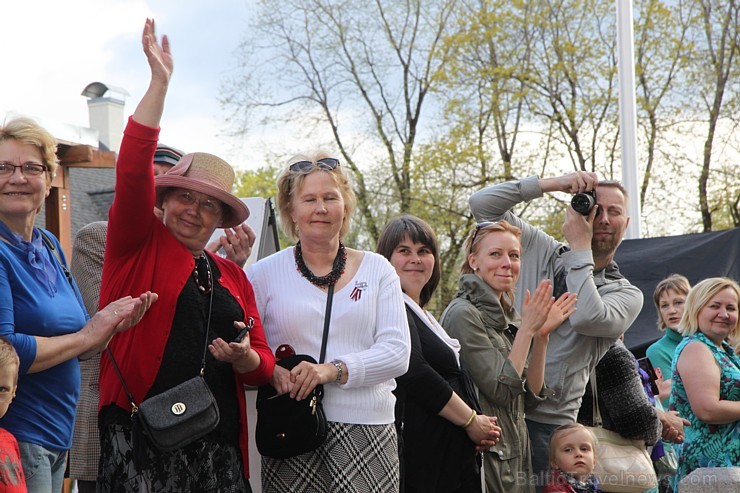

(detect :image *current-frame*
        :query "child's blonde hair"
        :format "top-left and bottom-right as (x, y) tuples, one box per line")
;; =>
(548, 423), (597, 468)
(0, 337), (19, 385)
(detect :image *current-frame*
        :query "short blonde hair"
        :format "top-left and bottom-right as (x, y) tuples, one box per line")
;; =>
(276, 151), (356, 241)
(548, 423), (598, 468)
(653, 274), (691, 330)
(677, 277), (740, 340)
(0, 337), (19, 386)
(0, 117), (59, 184)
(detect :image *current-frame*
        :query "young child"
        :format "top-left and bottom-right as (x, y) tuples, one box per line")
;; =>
(544, 423), (601, 493)
(0, 338), (26, 492)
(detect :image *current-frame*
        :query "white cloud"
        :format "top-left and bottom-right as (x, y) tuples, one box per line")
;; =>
(0, 0), (272, 169)
(1, 1), (150, 124)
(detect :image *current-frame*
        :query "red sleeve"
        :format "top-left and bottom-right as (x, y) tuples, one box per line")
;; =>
(212, 255), (275, 385)
(106, 117), (160, 258)
(237, 277), (275, 386)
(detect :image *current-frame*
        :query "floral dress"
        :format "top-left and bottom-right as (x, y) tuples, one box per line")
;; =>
(670, 332), (740, 488)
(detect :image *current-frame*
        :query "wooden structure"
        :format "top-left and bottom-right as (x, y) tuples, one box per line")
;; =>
(46, 141), (116, 258)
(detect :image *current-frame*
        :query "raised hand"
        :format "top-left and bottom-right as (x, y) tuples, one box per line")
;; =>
(539, 292), (578, 337)
(142, 18), (173, 85)
(541, 171), (599, 194)
(563, 204), (597, 251)
(133, 18), (173, 127)
(206, 223), (256, 268)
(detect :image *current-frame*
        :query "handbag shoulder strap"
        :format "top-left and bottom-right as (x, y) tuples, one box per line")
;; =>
(590, 369), (603, 427)
(318, 284), (334, 364)
(40, 230), (74, 286)
(107, 254), (214, 411)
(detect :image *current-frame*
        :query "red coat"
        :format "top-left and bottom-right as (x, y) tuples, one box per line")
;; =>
(99, 118), (275, 478)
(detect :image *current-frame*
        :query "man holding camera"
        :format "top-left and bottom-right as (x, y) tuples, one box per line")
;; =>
(469, 171), (643, 489)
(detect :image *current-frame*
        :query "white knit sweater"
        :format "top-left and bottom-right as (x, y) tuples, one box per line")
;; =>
(248, 248), (410, 425)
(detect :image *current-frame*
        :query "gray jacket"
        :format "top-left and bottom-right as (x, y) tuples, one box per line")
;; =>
(469, 175), (643, 424)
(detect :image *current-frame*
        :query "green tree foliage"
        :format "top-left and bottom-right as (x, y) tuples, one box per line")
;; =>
(233, 165), (279, 201)
(226, 0), (740, 314)
(223, 0), (459, 247)
(686, 0), (740, 231)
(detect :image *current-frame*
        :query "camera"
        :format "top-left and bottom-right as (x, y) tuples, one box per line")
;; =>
(571, 190), (596, 215)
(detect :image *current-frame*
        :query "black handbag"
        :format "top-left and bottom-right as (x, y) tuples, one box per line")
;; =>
(136, 374), (220, 451)
(255, 284), (334, 459)
(107, 255), (220, 453)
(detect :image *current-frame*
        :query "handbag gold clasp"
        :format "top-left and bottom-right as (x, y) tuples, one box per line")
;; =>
(310, 395), (317, 415)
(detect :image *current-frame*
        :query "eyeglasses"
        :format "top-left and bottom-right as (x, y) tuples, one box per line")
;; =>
(0, 162), (48, 178)
(470, 221), (500, 247)
(171, 190), (223, 215)
(289, 158), (340, 173)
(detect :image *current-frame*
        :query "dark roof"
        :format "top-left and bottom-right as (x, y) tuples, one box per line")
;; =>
(35, 167), (116, 237)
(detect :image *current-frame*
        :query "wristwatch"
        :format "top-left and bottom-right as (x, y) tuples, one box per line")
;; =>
(330, 360), (343, 384)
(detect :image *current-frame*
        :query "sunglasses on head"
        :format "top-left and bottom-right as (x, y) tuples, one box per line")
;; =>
(289, 158), (341, 173)
(470, 221), (500, 247)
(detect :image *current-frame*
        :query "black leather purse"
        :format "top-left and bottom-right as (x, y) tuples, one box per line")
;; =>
(107, 255), (220, 453)
(255, 284), (334, 459)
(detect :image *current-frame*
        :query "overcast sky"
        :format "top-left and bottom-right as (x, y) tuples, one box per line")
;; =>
(0, 0), (275, 170)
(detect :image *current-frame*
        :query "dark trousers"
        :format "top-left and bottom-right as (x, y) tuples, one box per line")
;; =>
(76, 480), (97, 493)
(526, 419), (558, 493)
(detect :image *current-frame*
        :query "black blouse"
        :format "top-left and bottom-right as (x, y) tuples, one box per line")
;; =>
(395, 304), (480, 493)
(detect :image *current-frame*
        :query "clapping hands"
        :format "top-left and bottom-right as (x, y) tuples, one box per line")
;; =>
(540, 291), (578, 337)
(520, 280), (577, 338)
(206, 223), (256, 268)
(81, 291), (158, 357)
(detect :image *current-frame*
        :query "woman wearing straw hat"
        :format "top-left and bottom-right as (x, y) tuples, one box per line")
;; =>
(96, 19), (275, 492)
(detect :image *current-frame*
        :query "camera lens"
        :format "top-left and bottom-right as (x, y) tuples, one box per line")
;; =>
(571, 192), (596, 215)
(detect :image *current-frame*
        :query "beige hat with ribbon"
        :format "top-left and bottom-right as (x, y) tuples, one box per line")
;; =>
(154, 152), (249, 228)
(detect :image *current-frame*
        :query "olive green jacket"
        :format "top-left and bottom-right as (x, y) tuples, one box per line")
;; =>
(441, 274), (549, 492)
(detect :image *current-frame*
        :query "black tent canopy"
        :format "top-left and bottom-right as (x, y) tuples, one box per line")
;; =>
(614, 227), (740, 357)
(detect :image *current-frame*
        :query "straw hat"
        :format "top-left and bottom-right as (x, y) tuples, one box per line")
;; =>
(154, 152), (249, 228)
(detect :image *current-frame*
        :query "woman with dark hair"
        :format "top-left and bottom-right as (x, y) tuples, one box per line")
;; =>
(441, 221), (577, 493)
(377, 214), (501, 493)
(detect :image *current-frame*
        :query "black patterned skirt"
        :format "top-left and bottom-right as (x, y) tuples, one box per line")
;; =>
(262, 421), (399, 493)
(98, 422), (251, 493)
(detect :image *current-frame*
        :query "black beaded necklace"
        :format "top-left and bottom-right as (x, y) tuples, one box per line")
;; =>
(294, 240), (346, 287)
(192, 253), (213, 294)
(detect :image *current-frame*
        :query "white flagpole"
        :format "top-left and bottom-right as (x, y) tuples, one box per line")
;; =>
(616, 0), (642, 239)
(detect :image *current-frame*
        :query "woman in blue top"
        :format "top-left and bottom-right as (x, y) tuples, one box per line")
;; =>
(670, 277), (740, 490)
(0, 118), (155, 492)
(646, 274), (690, 407)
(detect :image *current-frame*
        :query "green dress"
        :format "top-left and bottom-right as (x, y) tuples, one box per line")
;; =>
(670, 332), (740, 489)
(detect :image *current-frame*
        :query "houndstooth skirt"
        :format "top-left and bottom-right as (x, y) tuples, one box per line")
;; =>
(261, 421), (399, 493)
